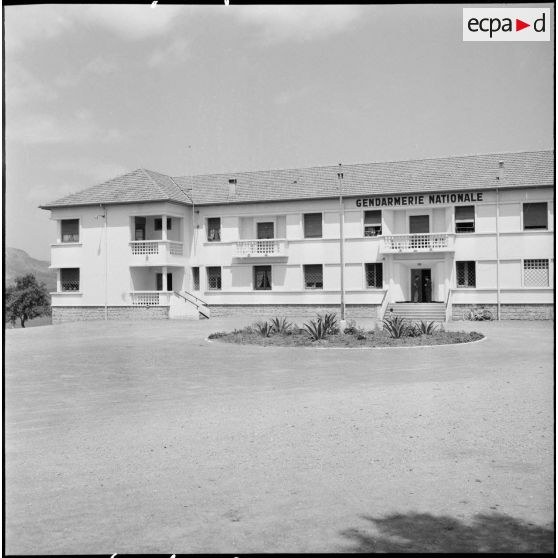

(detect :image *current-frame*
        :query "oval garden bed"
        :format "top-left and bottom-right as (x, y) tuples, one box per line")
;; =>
(208, 315), (484, 348)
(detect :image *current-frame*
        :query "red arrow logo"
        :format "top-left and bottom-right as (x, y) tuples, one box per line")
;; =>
(516, 18), (530, 31)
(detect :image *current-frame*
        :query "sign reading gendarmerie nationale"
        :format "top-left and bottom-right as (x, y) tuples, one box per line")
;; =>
(355, 192), (484, 208)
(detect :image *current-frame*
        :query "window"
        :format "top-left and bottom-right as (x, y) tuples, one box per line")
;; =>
(456, 261), (476, 288)
(304, 264), (323, 289)
(192, 267), (200, 291)
(61, 219), (79, 242)
(524, 259), (549, 287)
(257, 222), (274, 239)
(365, 263), (383, 288)
(304, 213), (322, 238)
(207, 267), (222, 290)
(364, 211), (382, 237)
(455, 206), (475, 233)
(254, 265), (272, 290)
(207, 218), (221, 241)
(156, 273), (173, 291)
(523, 203), (548, 230)
(60, 268), (80, 291)
(154, 217), (172, 231)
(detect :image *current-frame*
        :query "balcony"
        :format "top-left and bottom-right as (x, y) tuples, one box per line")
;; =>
(130, 291), (172, 306)
(234, 239), (288, 259)
(380, 233), (455, 254)
(129, 240), (184, 265)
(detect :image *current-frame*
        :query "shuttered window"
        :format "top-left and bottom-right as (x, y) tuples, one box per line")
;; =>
(364, 211), (382, 237)
(61, 219), (79, 242)
(456, 261), (476, 288)
(455, 206), (475, 233)
(304, 213), (322, 238)
(523, 203), (547, 230)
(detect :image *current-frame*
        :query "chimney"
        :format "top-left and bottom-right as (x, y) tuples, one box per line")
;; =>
(497, 161), (504, 182)
(228, 178), (237, 197)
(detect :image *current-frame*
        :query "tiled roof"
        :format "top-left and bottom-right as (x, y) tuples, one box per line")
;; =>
(40, 168), (191, 208)
(41, 150), (554, 209)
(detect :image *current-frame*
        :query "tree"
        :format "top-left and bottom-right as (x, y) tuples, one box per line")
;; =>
(5, 274), (51, 328)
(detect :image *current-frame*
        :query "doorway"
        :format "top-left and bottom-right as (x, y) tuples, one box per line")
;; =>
(257, 222), (274, 239)
(409, 215), (429, 234)
(411, 268), (432, 303)
(156, 273), (173, 291)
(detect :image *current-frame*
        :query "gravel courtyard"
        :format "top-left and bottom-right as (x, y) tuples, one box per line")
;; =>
(5, 318), (554, 554)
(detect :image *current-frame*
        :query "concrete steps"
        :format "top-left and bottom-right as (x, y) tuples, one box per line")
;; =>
(386, 302), (446, 322)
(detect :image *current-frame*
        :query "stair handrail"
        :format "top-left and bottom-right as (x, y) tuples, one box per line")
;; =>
(173, 290), (208, 308)
(378, 289), (390, 321)
(445, 288), (452, 323)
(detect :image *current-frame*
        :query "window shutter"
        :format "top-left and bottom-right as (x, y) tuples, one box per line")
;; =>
(304, 214), (322, 238)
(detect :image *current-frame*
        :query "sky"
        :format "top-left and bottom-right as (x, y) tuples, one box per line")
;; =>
(4, 3), (554, 260)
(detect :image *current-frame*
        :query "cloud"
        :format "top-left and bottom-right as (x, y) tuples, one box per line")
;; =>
(274, 86), (312, 105)
(230, 5), (366, 44)
(5, 62), (58, 107)
(8, 110), (123, 145)
(55, 56), (118, 88)
(147, 37), (190, 68)
(49, 158), (129, 184)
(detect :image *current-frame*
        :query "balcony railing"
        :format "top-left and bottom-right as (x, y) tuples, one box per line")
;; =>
(381, 233), (454, 253)
(130, 240), (183, 256)
(130, 291), (171, 306)
(234, 239), (288, 258)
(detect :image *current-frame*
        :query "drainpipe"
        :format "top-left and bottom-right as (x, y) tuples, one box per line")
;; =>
(102, 204), (108, 321)
(496, 162), (503, 321)
(337, 164), (346, 324)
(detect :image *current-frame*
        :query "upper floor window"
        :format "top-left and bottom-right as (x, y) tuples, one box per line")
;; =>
(365, 263), (383, 288)
(60, 268), (80, 291)
(154, 217), (172, 231)
(523, 202), (547, 230)
(207, 218), (221, 242)
(254, 265), (272, 290)
(523, 259), (549, 287)
(456, 261), (476, 288)
(304, 264), (323, 289)
(257, 221), (274, 239)
(61, 219), (79, 243)
(207, 266), (222, 290)
(304, 213), (322, 238)
(455, 206), (475, 233)
(364, 210), (382, 237)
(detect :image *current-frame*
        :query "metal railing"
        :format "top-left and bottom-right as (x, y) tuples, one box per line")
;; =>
(377, 289), (390, 321)
(61, 281), (80, 291)
(381, 233), (453, 252)
(234, 239), (287, 257)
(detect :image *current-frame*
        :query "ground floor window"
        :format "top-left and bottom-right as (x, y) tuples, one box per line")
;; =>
(304, 264), (323, 289)
(60, 268), (80, 291)
(365, 263), (383, 288)
(254, 265), (272, 290)
(207, 267), (222, 290)
(456, 261), (476, 288)
(192, 267), (200, 291)
(523, 259), (549, 287)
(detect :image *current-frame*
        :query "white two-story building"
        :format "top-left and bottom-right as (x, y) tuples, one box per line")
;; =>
(40, 150), (554, 323)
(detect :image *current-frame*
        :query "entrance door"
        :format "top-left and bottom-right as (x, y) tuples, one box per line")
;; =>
(411, 269), (432, 303)
(156, 273), (173, 291)
(257, 222), (274, 239)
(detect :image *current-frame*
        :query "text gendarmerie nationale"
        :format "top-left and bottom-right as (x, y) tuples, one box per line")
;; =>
(355, 192), (484, 207)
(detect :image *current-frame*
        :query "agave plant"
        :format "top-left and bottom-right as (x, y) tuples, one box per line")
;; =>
(382, 315), (409, 339)
(254, 320), (274, 337)
(270, 316), (293, 334)
(415, 320), (440, 335)
(303, 318), (327, 341)
(316, 312), (339, 335)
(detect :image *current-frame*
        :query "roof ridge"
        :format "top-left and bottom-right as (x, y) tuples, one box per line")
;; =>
(173, 149), (554, 180)
(139, 168), (168, 198)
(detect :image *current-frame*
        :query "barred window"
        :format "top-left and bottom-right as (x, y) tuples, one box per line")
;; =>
(207, 267), (222, 290)
(523, 259), (549, 287)
(455, 206), (475, 233)
(60, 268), (80, 291)
(192, 267), (200, 291)
(304, 213), (322, 238)
(523, 203), (547, 230)
(456, 261), (476, 288)
(365, 263), (383, 288)
(61, 219), (79, 242)
(364, 210), (382, 237)
(304, 264), (323, 289)
(154, 217), (172, 231)
(254, 265), (272, 290)
(207, 218), (221, 242)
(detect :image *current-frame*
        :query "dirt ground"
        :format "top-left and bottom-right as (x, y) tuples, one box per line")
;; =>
(4, 318), (555, 554)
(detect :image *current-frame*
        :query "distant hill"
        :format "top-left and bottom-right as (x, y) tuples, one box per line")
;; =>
(5, 247), (57, 292)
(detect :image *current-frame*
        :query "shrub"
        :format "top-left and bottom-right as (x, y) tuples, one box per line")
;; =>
(382, 315), (409, 339)
(208, 331), (227, 339)
(254, 321), (274, 337)
(270, 316), (293, 334)
(415, 320), (440, 335)
(303, 318), (327, 341)
(316, 312), (339, 335)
